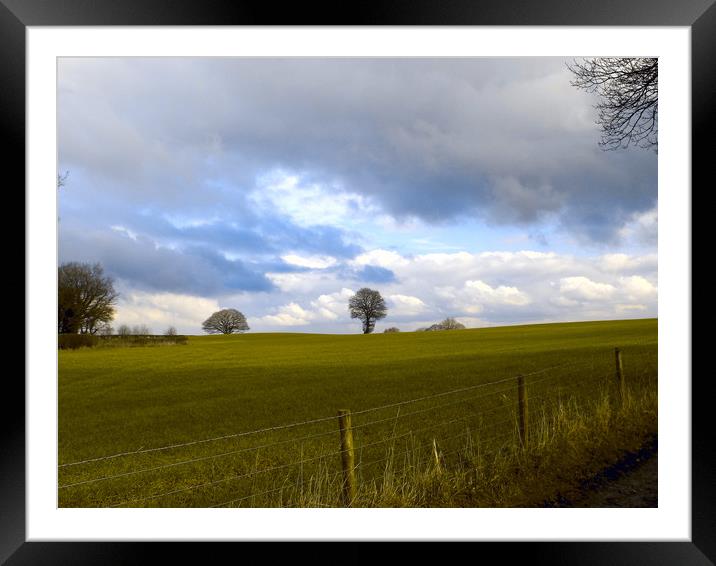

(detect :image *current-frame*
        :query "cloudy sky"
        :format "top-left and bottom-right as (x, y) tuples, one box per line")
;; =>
(58, 58), (657, 334)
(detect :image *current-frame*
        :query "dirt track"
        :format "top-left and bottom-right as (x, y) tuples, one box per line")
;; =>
(544, 436), (658, 508)
(564, 453), (658, 507)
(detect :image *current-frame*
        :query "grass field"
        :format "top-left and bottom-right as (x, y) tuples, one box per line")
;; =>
(58, 318), (658, 508)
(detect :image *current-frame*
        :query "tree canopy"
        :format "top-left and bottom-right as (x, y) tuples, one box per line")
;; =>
(202, 308), (250, 334)
(58, 262), (119, 334)
(568, 57), (658, 151)
(420, 317), (466, 332)
(348, 288), (387, 334)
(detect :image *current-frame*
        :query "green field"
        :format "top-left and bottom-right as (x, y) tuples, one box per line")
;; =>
(58, 318), (658, 508)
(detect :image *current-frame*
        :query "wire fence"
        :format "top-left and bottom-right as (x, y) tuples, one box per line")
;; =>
(57, 347), (657, 508)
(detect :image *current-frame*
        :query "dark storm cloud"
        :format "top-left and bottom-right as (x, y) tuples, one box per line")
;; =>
(57, 181), (361, 296)
(59, 227), (274, 295)
(141, 213), (361, 259)
(355, 265), (397, 284)
(58, 57), (656, 245)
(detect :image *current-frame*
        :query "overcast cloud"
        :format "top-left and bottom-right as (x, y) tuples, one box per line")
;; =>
(58, 58), (657, 334)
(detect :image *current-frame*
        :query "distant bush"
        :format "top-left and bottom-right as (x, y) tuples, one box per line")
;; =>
(383, 327), (401, 333)
(425, 317), (466, 331)
(58, 333), (188, 350)
(58, 334), (99, 350)
(97, 334), (188, 348)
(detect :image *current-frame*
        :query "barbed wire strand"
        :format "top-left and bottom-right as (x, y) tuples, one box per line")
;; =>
(359, 429), (516, 484)
(108, 445), (353, 507)
(60, 370), (606, 490)
(60, 372), (590, 489)
(129, 368), (627, 508)
(115, 376), (614, 510)
(60, 361), (585, 469)
(59, 426), (343, 489)
(211, 468), (349, 508)
(211, 429), (518, 509)
(60, 381), (534, 488)
(359, 422), (517, 470)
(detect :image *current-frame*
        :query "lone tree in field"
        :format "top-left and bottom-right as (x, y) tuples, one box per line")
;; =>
(58, 262), (119, 334)
(202, 308), (250, 334)
(348, 288), (387, 334)
(567, 57), (658, 151)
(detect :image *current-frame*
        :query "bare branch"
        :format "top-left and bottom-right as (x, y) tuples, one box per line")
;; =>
(567, 57), (657, 151)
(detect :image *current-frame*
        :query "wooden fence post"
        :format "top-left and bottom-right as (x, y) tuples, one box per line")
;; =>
(517, 374), (528, 448)
(615, 347), (625, 405)
(337, 409), (356, 506)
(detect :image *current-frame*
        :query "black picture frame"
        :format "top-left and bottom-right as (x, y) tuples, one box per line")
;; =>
(6, 0), (710, 563)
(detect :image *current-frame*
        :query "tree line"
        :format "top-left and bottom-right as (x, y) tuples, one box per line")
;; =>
(57, 262), (466, 337)
(58, 262), (177, 337)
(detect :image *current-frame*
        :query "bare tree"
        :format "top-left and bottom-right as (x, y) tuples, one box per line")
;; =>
(58, 262), (119, 334)
(117, 324), (131, 337)
(132, 324), (152, 335)
(164, 326), (178, 336)
(568, 57), (657, 151)
(96, 323), (114, 336)
(383, 327), (401, 333)
(440, 317), (466, 330)
(57, 171), (70, 222)
(202, 309), (249, 334)
(426, 317), (466, 331)
(57, 170), (69, 189)
(348, 288), (387, 334)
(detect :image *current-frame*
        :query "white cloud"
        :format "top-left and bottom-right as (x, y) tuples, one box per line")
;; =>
(264, 249), (656, 330)
(163, 214), (220, 229)
(619, 206), (657, 246)
(250, 170), (378, 229)
(464, 280), (530, 306)
(559, 276), (616, 301)
(600, 252), (658, 273)
(619, 275), (657, 301)
(113, 290), (221, 334)
(113, 248), (658, 333)
(266, 271), (338, 294)
(436, 279), (530, 314)
(110, 225), (138, 241)
(258, 302), (315, 326)
(281, 253), (338, 269)
(310, 288), (355, 320)
(352, 249), (410, 269)
(388, 294), (428, 316)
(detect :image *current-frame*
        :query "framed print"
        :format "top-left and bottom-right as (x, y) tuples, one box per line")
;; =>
(6, 0), (711, 563)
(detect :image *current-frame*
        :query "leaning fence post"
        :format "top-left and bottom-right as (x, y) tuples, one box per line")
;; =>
(337, 409), (356, 506)
(517, 374), (528, 448)
(614, 347), (625, 405)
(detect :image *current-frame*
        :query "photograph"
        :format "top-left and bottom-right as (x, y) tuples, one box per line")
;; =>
(56, 55), (659, 510)
(6, 2), (708, 559)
